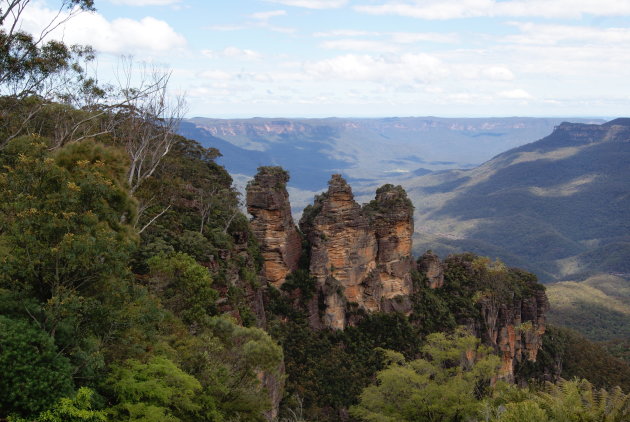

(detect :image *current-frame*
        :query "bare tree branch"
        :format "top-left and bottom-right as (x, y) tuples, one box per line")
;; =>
(138, 203), (172, 234)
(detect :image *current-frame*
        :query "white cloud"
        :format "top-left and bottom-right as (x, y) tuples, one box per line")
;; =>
(203, 47), (263, 61)
(267, 0), (348, 9)
(209, 9), (294, 34)
(497, 89), (533, 99)
(505, 22), (630, 45)
(313, 30), (458, 44)
(109, 0), (181, 5)
(482, 66), (515, 80)
(447, 63), (515, 81)
(263, 24), (297, 34)
(319, 39), (401, 52)
(303, 53), (446, 82)
(223, 46), (263, 60)
(20, 6), (186, 54)
(389, 32), (459, 44)
(356, 0), (630, 20)
(250, 10), (287, 20)
(314, 30), (378, 37)
(197, 70), (233, 80)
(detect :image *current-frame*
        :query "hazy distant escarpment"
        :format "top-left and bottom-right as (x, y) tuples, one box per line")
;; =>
(407, 119), (630, 284)
(178, 116), (603, 195)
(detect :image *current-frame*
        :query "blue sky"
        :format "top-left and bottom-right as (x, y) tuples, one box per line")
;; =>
(20, 0), (630, 118)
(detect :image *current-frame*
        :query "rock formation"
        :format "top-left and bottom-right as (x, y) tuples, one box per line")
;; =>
(365, 184), (415, 311)
(476, 289), (548, 381)
(416, 254), (549, 381)
(299, 176), (414, 328)
(417, 251), (444, 288)
(247, 169), (549, 378)
(246, 167), (301, 287)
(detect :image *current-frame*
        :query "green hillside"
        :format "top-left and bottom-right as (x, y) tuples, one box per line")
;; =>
(546, 275), (630, 341)
(407, 120), (630, 283)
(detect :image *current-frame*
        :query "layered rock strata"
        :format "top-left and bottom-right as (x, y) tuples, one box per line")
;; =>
(366, 185), (415, 312)
(247, 171), (548, 377)
(246, 167), (301, 287)
(299, 176), (414, 328)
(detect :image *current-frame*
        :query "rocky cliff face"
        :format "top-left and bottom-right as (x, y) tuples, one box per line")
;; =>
(417, 250), (444, 288)
(416, 254), (549, 381)
(475, 290), (548, 381)
(247, 169), (549, 377)
(299, 176), (414, 329)
(366, 185), (415, 312)
(246, 167), (301, 287)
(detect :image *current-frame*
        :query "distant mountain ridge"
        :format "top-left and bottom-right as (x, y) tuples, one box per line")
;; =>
(179, 116), (603, 195)
(406, 119), (630, 283)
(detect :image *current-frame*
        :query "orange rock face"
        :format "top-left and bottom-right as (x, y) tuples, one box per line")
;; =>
(300, 176), (414, 328)
(476, 289), (548, 381)
(246, 167), (301, 287)
(417, 254), (549, 382)
(367, 184), (415, 310)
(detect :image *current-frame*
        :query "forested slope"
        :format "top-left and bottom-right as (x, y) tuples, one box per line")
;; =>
(1, 2), (629, 422)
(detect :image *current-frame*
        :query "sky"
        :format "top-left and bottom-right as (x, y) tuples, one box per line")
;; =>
(18, 0), (630, 118)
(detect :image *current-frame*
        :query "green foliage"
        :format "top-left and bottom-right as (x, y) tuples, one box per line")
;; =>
(0, 136), (142, 384)
(0, 315), (74, 418)
(298, 192), (327, 233)
(147, 252), (218, 326)
(12, 387), (108, 422)
(516, 325), (630, 393)
(546, 275), (630, 341)
(192, 316), (283, 421)
(106, 356), (201, 422)
(431, 254), (544, 330)
(0, 47), (279, 421)
(495, 400), (549, 422)
(362, 184), (414, 218)
(0, 136), (136, 299)
(132, 137), (260, 326)
(208, 316), (283, 375)
(602, 338), (630, 364)
(281, 269), (318, 301)
(247, 166), (290, 191)
(409, 271), (456, 335)
(350, 329), (501, 422)
(528, 379), (630, 422)
(271, 312), (424, 421)
(350, 330), (630, 422)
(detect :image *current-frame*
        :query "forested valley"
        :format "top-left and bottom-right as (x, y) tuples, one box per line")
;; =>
(1, 1), (629, 421)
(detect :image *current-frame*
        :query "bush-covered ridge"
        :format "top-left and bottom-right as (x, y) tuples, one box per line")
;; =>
(1, 2), (628, 421)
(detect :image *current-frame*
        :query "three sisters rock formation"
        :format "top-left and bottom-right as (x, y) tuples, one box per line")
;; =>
(246, 166), (548, 381)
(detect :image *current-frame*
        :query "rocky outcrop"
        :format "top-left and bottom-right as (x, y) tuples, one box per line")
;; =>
(417, 250), (444, 288)
(246, 167), (301, 287)
(299, 176), (414, 329)
(248, 169), (549, 377)
(418, 254), (549, 382)
(366, 185), (415, 311)
(478, 288), (548, 381)
(300, 175), (377, 329)
(261, 361), (285, 421)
